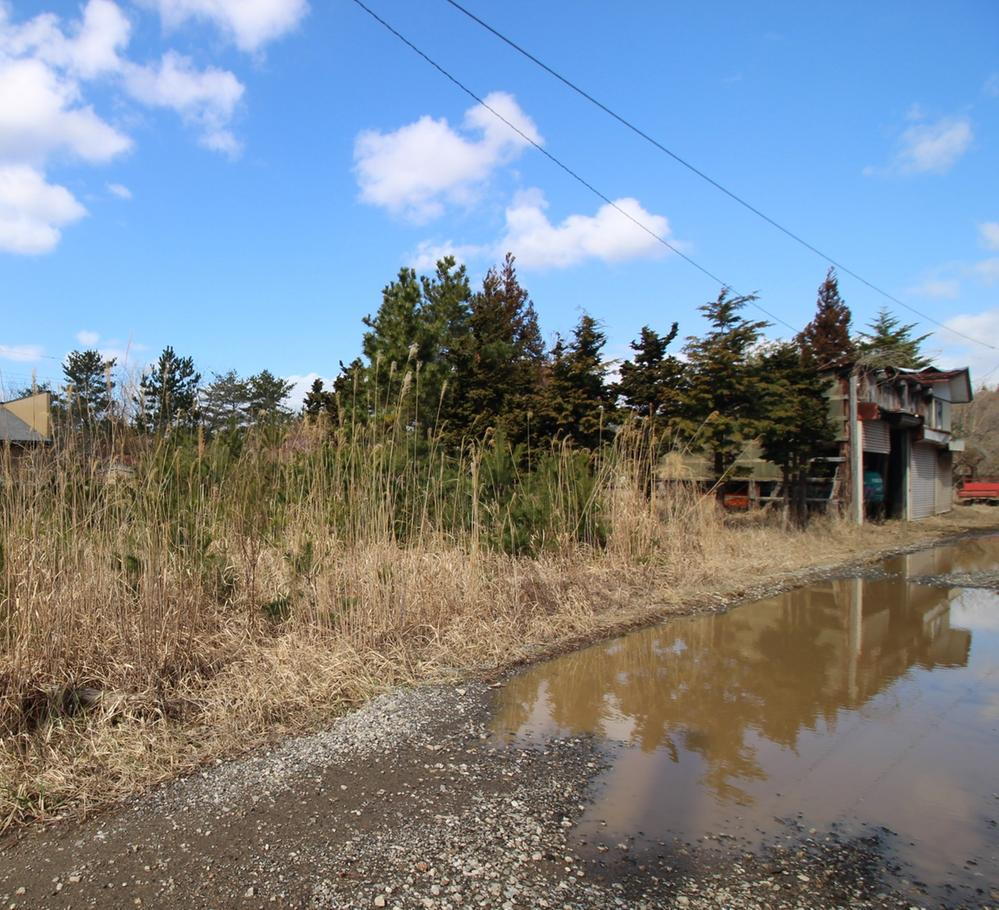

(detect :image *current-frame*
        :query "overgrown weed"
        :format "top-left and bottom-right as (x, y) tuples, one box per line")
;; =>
(1, 416), (993, 830)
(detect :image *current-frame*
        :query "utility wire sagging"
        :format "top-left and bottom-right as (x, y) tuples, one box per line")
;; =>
(347, 0), (797, 333)
(440, 0), (996, 353)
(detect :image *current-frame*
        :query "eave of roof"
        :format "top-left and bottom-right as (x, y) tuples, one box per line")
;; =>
(893, 367), (974, 403)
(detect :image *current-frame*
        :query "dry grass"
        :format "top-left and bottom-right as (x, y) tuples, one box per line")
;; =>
(1, 421), (995, 831)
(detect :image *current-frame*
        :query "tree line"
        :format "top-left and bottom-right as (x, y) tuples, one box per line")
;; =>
(29, 254), (932, 514)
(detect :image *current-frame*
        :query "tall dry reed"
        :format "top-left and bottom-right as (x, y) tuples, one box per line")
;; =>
(0, 408), (981, 828)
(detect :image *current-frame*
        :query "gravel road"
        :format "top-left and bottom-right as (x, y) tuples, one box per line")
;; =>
(1, 680), (977, 910)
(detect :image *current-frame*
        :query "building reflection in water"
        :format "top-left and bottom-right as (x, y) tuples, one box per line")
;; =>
(495, 577), (969, 804)
(492, 539), (999, 893)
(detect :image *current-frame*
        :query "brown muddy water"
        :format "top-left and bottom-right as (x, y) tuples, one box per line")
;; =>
(493, 536), (999, 903)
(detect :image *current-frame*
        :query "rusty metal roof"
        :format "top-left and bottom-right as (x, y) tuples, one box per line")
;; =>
(896, 367), (973, 403)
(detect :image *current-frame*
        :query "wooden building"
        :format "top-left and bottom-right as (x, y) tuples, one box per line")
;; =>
(832, 366), (971, 522)
(0, 392), (53, 449)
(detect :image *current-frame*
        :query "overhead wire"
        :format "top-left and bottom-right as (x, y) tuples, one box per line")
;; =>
(347, 0), (799, 334)
(440, 0), (997, 353)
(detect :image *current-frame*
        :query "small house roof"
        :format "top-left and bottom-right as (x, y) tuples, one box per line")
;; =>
(896, 367), (973, 404)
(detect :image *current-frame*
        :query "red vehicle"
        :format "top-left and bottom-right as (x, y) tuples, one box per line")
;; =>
(957, 481), (999, 505)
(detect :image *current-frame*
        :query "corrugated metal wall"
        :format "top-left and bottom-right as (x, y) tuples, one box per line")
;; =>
(910, 442), (937, 520)
(935, 450), (953, 514)
(862, 420), (890, 453)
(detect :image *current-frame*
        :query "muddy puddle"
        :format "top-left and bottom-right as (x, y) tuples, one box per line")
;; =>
(493, 535), (999, 904)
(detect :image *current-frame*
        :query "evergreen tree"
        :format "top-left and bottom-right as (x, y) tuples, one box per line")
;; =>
(615, 322), (684, 427)
(136, 346), (201, 432)
(302, 378), (338, 423)
(798, 268), (854, 370)
(536, 313), (616, 449)
(332, 358), (367, 422)
(856, 308), (932, 368)
(757, 341), (836, 526)
(677, 289), (769, 481)
(359, 266), (423, 421)
(200, 370), (249, 435)
(62, 349), (116, 428)
(356, 257), (471, 429)
(448, 254), (545, 446)
(245, 370), (294, 425)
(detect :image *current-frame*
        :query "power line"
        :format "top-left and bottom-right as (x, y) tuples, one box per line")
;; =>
(440, 0), (998, 354)
(347, 0), (798, 334)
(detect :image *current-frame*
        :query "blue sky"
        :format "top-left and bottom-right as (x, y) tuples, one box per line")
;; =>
(1, 0), (997, 404)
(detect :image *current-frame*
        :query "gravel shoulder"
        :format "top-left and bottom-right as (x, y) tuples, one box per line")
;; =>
(0, 680), (974, 910)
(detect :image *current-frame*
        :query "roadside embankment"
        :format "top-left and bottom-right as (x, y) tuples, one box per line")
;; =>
(2, 499), (995, 836)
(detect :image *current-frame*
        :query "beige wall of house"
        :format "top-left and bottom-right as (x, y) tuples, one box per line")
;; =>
(2, 392), (51, 439)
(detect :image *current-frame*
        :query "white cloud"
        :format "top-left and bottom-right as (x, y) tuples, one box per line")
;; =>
(935, 307), (999, 386)
(107, 181), (131, 199)
(0, 164), (87, 254)
(0, 57), (132, 165)
(870, 114), (973, 176)
(907, 277), (960, 299)
(407, 239), (489, 271)
(974, 258), (999, 284)
(142, 0), (308, 52)
(355, 92), (541, 221)
(71, 330), (144, 362)
(97, 340), (142, 362)
(0, 0), (264, 254)
(285, 372), (335, 410)
(122, 51), (244, 155)
(499, 188), (672, 269)
(408, 188), (677, 272)
(66, 0), (131, 77)
(0, 343), (45, 363)
(0, 0), (130, 79)
(979, 221), (999, 251)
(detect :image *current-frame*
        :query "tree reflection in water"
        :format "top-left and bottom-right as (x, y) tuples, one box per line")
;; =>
(493, 573), (972, 807)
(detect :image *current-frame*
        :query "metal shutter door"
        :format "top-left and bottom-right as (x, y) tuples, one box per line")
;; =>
(935, 451), (952, 514)
(862, 420), (890, 453)
(910, 442), (936, 519)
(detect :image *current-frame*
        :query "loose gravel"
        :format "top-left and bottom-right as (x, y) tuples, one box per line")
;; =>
(909, 570), (999, 590)
(0, 679), (981, 909)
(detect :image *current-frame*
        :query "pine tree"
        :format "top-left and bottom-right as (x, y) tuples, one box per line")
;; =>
(356, 257), (471, 429)
(62, 349), (116, 428)
(798, 268), (854, 370)
(856, 308), (932, 368)
(302, 378), (338, 423)
(200, 370), (249, 435)
(536, 313), (616, 449)
(136, 346), (201, 433)
(615, 323), (684, 427)
(448, 254), (545, 446)
(244, 370), (293, 425)
(677, 289), (769, 481)
(332, 358), (367, 423)
(757, 341), (836, 526)
(359, 267), (423, 422)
